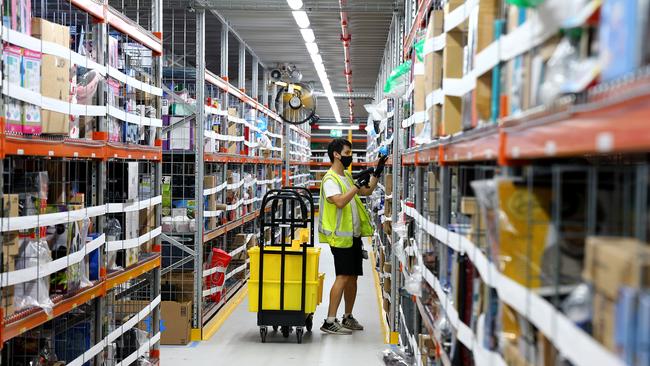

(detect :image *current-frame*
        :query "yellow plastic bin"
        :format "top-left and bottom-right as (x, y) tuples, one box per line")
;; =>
(317, 273), (325, 305)
(248, 246), (321, 312)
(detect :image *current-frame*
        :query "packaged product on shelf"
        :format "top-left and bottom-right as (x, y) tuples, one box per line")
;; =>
(32, 18), (70, 135)
(22, 49), (42, 134)
(5, 0), (32, 34)
(139, 207), (156, 252)
(106, 217), (123, 271)
(164, 116), (193, 150)
(600, 0), (650, 82)
(14, 238), (54, 314)
(637, 293), (650, 366)
(442, 30), (464, 135)
(583, 236), (650, 301)
(2, 231), (20, 273)
(425, 10), (444, 137)
(3, 44), (23, 134)
(616, 287), (639, 364)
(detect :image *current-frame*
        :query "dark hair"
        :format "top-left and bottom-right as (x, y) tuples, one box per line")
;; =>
(328, 138), (352, 162)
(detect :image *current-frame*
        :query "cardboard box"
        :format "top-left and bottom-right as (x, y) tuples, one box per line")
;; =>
(161, 300), (192, 345)
(385, 174), (393, 194)
(425, 9), (444, 136)
(593, 291), (616, 351)
(583, 236), (650, 300)
(32, 18), (70, 134)
(139, 207), (156, 252)
(3, 194), (19, 217)
(227, 123), (239, 154)
(442, 96), (463, 135)
(427, 172), (438, 212)
(460, 197), (478, 216)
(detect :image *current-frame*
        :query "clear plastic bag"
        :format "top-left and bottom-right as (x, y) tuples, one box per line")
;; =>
(14, 238), (54, 315)
(73, 218), (94, 291)
(106, 218), (123, 271)
(562, 284), (592, 330)
(404, 264), (423, 297)
(379, 345), (412, 366)
(413, 121), (432, 146)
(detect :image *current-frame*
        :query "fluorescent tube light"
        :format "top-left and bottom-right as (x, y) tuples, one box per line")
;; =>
(318, 125), (360, 130)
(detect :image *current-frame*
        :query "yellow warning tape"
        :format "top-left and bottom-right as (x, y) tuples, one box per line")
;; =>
(202, 284), (249, 340)
(369, 248), (391, 344)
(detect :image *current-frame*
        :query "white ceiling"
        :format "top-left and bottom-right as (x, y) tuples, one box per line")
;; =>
(212, 0), (397, 122)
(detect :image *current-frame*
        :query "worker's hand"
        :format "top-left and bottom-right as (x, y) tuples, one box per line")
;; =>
(354, 169), (373, 189)
(373, 155), (389, 178)
(352, 168), (374, 180)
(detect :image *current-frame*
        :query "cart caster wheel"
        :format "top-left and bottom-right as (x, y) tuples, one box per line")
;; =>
(260, 327), (268, 343)
(305, 315), (313, 332)
(281, 326), (291, 338)
(296, 327), (304, 344)
(272, 326), (279, 332)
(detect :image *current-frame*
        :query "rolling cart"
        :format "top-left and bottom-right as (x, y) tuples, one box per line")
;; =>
(248, 187), (324, 343)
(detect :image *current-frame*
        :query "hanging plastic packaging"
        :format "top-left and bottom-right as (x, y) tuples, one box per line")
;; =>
(414, 39), (426, 62)
(14, 238), (54, 315)
(106, 218), (123, 271)
(383, 61), (412, 97)
(72, 218), (93, 291)
(404, 264), (423, 297)
(505, 0), (545, 7)
(413, 120), (433, 146)
(379, 345), (412, 366)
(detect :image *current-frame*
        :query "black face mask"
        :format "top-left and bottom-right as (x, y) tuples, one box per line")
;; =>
(339, 155), (353, 168)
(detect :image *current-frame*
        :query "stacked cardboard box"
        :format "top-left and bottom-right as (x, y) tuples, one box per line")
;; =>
(425, 10), (444, 138)
(32, 18), (70, 135)
(584, 236), (650, 357)
(227, 108), (239, 154)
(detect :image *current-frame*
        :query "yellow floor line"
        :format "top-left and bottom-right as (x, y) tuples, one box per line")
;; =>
(369, 248), (390, 344)
(202, 284), (249, 340)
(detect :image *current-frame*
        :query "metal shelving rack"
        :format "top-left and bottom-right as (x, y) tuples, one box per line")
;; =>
(1, 0), (164, 364)
(373, 1), (650, 366)
(158, 2), (310, 341)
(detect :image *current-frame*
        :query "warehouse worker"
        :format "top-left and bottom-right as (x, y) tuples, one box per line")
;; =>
(319, 138), (388, 335)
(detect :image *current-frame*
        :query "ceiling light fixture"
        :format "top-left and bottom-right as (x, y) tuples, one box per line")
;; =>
(292, 11), (310, 28)
(300, 29), (315, 43)
(288, 6), (341, 122)
(286, 0), (303, 10)
(318, 124), (359, 130)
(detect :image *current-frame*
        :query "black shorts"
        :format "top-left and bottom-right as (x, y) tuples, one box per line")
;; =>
(330, 237), (363, 276)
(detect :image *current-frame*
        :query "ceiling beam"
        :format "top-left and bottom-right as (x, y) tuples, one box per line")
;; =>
(176, 0), (403, 13)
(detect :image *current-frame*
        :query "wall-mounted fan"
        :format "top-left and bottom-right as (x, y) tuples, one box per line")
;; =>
(274, 82), (319, 125)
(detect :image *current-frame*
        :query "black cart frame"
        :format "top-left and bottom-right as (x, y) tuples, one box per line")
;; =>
(257, 187), (314, 343)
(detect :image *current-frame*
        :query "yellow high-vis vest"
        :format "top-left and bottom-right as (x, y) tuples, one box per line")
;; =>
(318, 169), (373, 248)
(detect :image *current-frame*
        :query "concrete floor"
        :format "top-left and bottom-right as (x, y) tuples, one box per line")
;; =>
(161, 237), (386, 365)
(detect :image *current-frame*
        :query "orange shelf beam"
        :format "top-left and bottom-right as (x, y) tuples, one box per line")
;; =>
(204, 211), (260, 242)
(204, 153), (282, 165)
(403, 0), (433, 58)
(2, 254), (162, 344)
(106, 143), (162, 161)
(106, 254), (161, 290)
